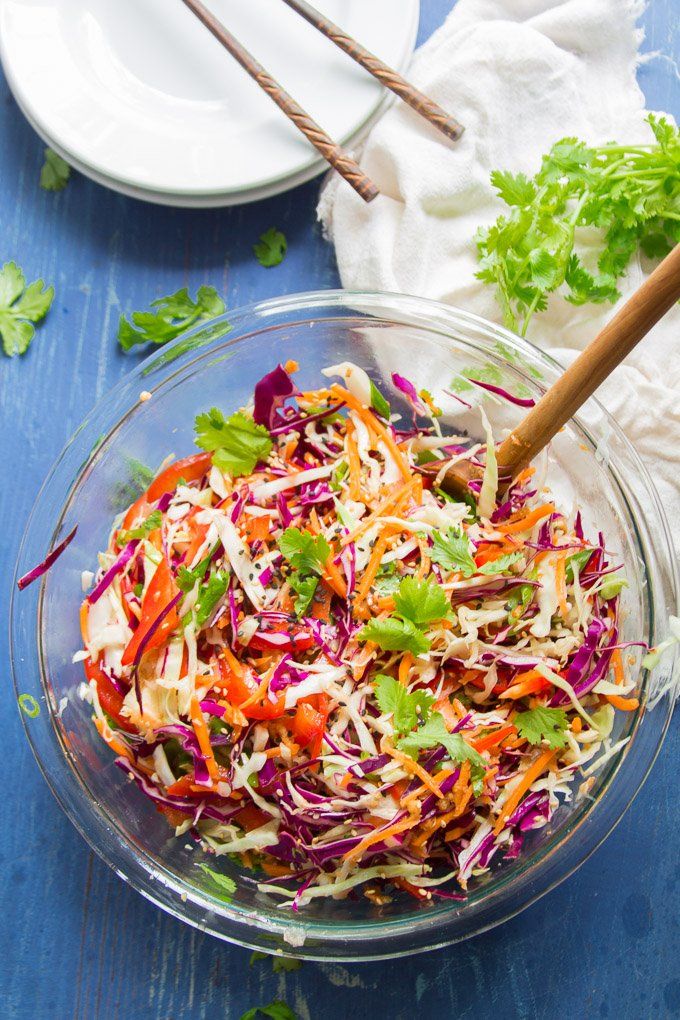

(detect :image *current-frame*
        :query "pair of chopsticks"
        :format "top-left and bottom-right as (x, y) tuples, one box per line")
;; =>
(181, 0), (463, 202)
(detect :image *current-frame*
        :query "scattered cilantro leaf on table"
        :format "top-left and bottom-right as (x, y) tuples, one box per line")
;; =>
(39, 148), (71, 191)
(0, 261), (54, 357)
(254, 227), (287, 268)
(194, 408), (272, 476)
(119, 285), (226, 351)
(476, 114), (680, 335)
(240, 1002), (298, 1020)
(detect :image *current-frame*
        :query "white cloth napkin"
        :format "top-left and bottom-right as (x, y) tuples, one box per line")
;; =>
(318, 0), (679, 560)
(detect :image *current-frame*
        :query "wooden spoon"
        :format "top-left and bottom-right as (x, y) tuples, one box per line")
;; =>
(428, 243), (680, 501)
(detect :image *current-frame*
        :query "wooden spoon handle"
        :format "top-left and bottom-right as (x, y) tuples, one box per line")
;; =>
(496, 243), (680, 479)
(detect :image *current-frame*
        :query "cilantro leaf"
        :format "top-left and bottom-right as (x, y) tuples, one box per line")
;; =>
(515, 706), (569, 749)
(196, 863), (236, 900)
(279, 528), (330, 575)
(177, 548), (216, 593)
(194, 408), (272, 477)
(490, 169), (536, 207)
(369, 379), (391, 420)
(253, 228), (287, 268)
(374, 674), (435, 736)
(565, 548), (594, 582)
(359, 617), (430, 656)
(194, 571), (229, 627)
(118, 286), (226, 352)
(288, 572), (319, 618)
(396, 714), (486, 789)
(477, 551), (522, 575)
(0, 262), (54, 357)
(430, 528), (476, 576)
(393, 576), (450, 627)
(272, 958), (302, 973)
(39, 148), (71, 191)
(374, 570), (401, 596)
(116, 509), (162, 547)
(240, 1003), (297, 1020)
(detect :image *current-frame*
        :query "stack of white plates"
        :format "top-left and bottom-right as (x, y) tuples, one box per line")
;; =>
(0, 0), (419, 207)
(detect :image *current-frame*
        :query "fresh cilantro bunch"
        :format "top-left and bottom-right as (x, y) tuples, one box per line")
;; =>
(0, 261), (54, 357)
(119, 285), (226, 351)
(194, 408), (272, 476)
(476, 114), (680, 335)
(279, 527), (331, 617)
(360, 576), (451, 655)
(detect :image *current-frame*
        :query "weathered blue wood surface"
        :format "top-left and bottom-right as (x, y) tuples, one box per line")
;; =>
(1, 3), (678, 1018)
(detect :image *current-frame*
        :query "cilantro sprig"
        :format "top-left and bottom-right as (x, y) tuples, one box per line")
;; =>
(374, 675), (435, 737)
(0, 261), (54, 357)
(194, 408), (272, 477)
(118, 286), (226, 352)
(279, 527), (331, 618)
(430, 528), (476, 576)
(477, 114), (680, 335)
(359, 576), (450, 656)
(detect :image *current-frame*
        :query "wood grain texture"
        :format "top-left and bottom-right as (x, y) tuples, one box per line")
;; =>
(0, 3), (678, 1019)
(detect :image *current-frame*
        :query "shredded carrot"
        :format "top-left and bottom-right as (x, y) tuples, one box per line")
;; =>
(605, 694), (639, 711)
(386, 744), (444, 798)
(355, 534), (390, 603)
(221, 644), (245, 680)
(343, 812), (421, 863)
(493, 749), (556, 835)
(498, 503), (556, 535)
(398, 652), (413, 686)
(94, 716), (133, 762)
(571, 716), (583, 733)
(611, 648), (625, 686)
(346, 422), (362, 501)
(341, 477), (418, 547)
(471, 724), (517, 753)
(330, 383), (412, 481)
(189, 698), (220, 783)
(500, 670), (551, 700)
(416, 537), (430, 578)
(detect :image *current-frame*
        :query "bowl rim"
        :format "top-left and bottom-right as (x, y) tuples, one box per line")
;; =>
(10, 288), (679, 960)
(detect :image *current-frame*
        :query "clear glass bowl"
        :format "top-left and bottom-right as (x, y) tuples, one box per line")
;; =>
(10, 291), (679, 961)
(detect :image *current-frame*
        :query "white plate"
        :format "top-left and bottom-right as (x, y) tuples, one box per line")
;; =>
(0, 0), (419, 206)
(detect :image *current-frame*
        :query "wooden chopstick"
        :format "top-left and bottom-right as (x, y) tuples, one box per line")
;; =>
(281, 0), (464, 142)
(180, 0), (379, 202)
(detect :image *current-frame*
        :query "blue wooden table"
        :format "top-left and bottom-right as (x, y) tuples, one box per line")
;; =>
(1, 3), (678, 1018)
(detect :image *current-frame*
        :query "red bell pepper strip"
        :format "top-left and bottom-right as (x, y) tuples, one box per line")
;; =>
(121, 555), (180, 666)
(122, 452), (212, 529)
(83, 657), (137, 734)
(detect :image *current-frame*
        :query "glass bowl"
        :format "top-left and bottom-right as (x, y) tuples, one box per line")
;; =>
(10, 291), (678, 961)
